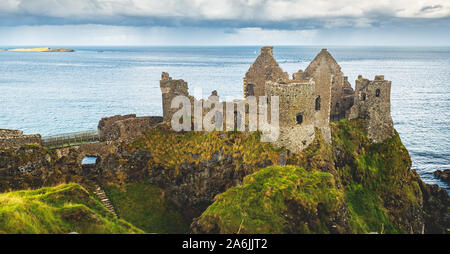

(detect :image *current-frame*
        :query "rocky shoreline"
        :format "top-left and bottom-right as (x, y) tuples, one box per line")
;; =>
(434, 169), (450, 185)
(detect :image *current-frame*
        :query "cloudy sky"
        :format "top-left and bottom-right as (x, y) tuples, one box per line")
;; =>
(0, 0), (449, 46)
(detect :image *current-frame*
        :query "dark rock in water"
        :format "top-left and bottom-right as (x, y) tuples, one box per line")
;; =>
(50, 48), (74, 52)
(418, 180), (450, 234)
(434, 169), (450, 184)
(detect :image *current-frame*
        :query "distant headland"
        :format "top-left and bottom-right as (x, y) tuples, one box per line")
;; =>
(1, 47), (74, 52)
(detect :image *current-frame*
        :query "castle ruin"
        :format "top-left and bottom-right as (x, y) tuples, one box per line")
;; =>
(160, 46), (395, 152)
(0, 46), (394, 154)
(348, 75), (394, 143)
(0, 129), (41, 149)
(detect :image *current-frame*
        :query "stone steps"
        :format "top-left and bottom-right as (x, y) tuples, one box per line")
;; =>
(93, 184), (118, 217)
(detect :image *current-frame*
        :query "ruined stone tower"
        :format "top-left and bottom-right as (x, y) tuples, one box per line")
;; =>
(160, 72), (192, 122)
(348, 75), (394, 143)
(243, 46), (289, 98)
(265, 80), (316, 153)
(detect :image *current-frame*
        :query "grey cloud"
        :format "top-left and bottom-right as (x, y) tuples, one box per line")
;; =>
(0, 0), (449, 29)
(420, 5), (443, 13)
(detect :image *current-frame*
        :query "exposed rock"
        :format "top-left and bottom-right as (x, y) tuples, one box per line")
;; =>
(434, 169), (450, 184)
(418, 179), (450, 234)
(0, 119), (448, 234)
(190, 166), (351, 234)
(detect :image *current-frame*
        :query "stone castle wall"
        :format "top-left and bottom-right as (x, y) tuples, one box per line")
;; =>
(160, 72), (192, 122)
(296, 49), (333, 134)
(265, 80), (316, 153)
(98, 115), (163, 141)
(349, 75), (394, 143)
(243, 46), (289, 99)
(0, 129), (41, 149)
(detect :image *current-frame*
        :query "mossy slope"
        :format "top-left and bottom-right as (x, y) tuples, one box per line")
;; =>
(331, 119), (422, 233)
(129, 127), (284, 177)
(104, 182), (189, 233)
(193, 119), (425, 234)
(0, 183), (143, 234)
(192, 166), (346, 234)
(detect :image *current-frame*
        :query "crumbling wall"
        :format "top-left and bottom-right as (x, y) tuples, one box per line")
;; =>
(348, 75), (394, 143)
(98, 114), (136, 140)
(160, 72), (192, 122)
(98, 115), (163, 141)
(243, 46), (289, 99)
(296, 49), (356, 129)
(0, 129), (23, 136)
(330, 75), (354, 121)
(265, 80), (316, 153)
(0, 129), (41, 149)
(294, 49), (334, 143)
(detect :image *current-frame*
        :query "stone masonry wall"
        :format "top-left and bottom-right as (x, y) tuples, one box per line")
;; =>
(296, 48), (355, 123)
(98, 115), (163, 141)
(243, 46), (289, 99)
(265, 80), (316, 153)
(0, 129), (41, 149)
(0, 129), (23, 136)
(160, 72), (193, 122)
(98, 114), (137, 140)
(295, 49), (333, 144)
(349, 75), (394, 143)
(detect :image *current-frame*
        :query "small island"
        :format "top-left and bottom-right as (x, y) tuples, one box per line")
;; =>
(3, 47), (74, 52)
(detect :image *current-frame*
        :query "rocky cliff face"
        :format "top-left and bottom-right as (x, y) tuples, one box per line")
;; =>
(97, 125), (281, 219)
(0, 120), (448, 233)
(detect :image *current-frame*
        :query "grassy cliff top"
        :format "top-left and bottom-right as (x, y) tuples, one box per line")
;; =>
(192, 165), (345, 234)
(0, 184), (143, 234)
(192, 119), (424, 234)
(129, 127), (285, 176)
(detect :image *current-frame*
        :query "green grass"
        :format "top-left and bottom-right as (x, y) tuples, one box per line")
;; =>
(0, 184), (143, 234)
(0, 119), (424, 234)
(331, 119), (421, 233)
(194, 119), (423, 234)
(104, 182), (189, 233)
(128, 127), (285, 178)
(194, 166), (344, 234)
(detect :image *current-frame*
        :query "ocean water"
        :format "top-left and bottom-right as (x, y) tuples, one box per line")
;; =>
(0, 46), (449, 189)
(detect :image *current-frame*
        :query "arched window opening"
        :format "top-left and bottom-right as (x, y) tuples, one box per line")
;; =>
(315, 96), (321, 111)
(361, 93), (366, 101)
(82, 156), (99, 165)
(296, 113), (303, 125)
(376, 89), (380, 97)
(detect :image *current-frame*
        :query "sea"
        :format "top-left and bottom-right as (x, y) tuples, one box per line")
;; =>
(0, 46), (449, 190)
